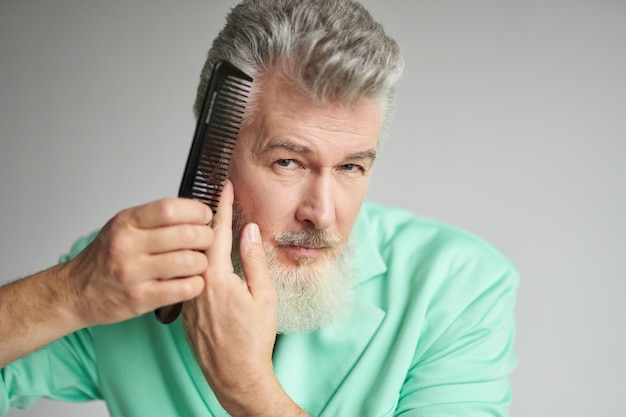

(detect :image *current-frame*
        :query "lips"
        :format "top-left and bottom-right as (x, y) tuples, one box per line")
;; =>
(272, 230), (340, 266)
(285, 243), (326, 250)
(283, 245), (325, 256)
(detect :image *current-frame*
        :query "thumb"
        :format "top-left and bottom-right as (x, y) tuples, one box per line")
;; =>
(239, 223), (275, 299)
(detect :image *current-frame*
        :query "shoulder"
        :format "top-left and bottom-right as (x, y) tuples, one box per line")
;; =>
(358, 201), (516, 272)
(356, 201), (519, 305)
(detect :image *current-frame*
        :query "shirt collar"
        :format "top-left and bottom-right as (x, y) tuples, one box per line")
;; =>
(353, 201), (387, 285)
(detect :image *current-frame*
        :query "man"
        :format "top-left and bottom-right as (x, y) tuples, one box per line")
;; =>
(0, 0), (518, 415)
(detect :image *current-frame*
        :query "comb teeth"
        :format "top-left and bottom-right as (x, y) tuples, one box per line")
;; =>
(156, 61), (253, 325)
(178, 61), (253, 213)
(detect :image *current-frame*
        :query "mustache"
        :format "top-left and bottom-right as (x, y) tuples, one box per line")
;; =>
(274, 229), (340, 249)
(232, 200), (341, 249)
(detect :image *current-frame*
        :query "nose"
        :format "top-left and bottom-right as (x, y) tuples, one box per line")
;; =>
(295, 172), (336, 230)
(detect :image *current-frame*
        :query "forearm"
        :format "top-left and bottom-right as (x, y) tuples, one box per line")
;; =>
(0, 262), (83, 368)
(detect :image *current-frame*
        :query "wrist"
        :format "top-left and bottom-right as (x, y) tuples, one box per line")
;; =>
(55, 259), (92, 330)
(217, 373), (307, 417)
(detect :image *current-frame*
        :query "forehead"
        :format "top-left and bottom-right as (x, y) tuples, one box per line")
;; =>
(245, 69), (382, 152)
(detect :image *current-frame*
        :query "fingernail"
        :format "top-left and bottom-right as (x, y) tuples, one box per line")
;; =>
(205, 206), (213, 224)
(247, 223), (261, 244)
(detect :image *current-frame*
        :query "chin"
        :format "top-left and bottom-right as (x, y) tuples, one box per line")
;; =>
(264, 239), (357, 334)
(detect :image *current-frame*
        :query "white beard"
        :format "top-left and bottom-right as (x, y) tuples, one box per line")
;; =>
(231, 204), (356, 334)
(260, 238), (356, 334)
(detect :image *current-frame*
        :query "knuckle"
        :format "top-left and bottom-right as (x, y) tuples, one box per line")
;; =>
(195, 252), (209, 271)
(153, 199), (176, 223)
(109, 209), (131, 230)
(183, 251), (208, 273)
(178, 278), (203, 300)
(178, 224), (198, 244)
(111, 260), (136, 283)
(155, 199), (178, 223)
(246, 245), (267, 264)
(126, 285), (148, 309)
(107, 234), (134, 259)
(175, 251), (194, 269)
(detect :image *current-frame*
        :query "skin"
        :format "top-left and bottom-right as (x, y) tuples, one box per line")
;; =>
(0, 198), (213, 366)
(0, 68), (383, 417)
(181, 69), (382, 415)
(230, 70), (381, 266)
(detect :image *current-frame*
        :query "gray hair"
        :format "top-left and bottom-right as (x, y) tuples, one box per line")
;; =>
(193, 0), (404, 136)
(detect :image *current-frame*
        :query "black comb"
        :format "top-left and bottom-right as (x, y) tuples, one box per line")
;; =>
(155, 60), (253, 324)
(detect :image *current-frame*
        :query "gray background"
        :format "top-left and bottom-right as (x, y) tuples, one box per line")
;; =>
(1, 0), (624, 416)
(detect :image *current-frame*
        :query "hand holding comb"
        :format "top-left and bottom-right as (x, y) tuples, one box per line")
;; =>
(155, 60), (253, 324)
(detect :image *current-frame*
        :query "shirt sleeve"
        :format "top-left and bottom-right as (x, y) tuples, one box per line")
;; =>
(1, 231), (102, 414)
(396, 230), (519, 416)
(0, 328), (102, 414)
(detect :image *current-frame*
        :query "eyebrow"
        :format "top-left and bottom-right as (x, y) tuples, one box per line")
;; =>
(265, 139), (311, 154)
(263, 139), (377, 162)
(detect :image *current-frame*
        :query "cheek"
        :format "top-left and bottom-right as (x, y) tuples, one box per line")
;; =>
(232, 178), (298, 230)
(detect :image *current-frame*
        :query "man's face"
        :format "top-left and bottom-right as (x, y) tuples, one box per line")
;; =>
(229, 70), (382, 268)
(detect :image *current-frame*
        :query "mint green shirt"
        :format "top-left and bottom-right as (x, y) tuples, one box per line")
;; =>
(1, 201), (518, 416)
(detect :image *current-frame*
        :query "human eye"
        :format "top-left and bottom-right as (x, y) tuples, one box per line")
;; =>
(339, 163), (365, 174)
(273, 158), (299, 170)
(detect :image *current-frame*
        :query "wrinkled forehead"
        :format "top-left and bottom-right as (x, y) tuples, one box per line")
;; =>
(244, 66), (383, 139)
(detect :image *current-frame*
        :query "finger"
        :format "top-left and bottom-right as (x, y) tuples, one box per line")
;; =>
(208, 180), (234, 263)
(148, 250), (209, 280)
(151, 275), (205, 307)
(128, 198), (213, 230)
(105, 249), (208, 286)
(140, 224), (214, 254)
(239, 223), (276, 300)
